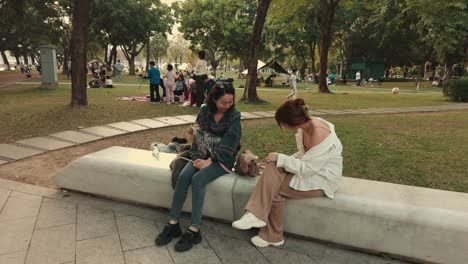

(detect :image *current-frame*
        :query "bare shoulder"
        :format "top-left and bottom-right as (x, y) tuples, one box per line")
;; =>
(312, 119), (331, 142)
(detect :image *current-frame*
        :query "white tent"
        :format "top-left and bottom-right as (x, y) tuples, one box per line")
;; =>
(241, 60), (266, 74)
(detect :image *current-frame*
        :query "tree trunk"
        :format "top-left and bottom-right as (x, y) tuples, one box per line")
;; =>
(441, 62), (453, 84)
(1, 51), (11, 70)
(146, 37), (151, 70)
(416, 64), (424, 91)
(23, 54), (29, 65)
(62, 46), (69, 75)
(317, 0), (339, 93)
(309, 41), (316, 74)
(31, 53), (36, 65)
(70, 0), (91, 107)
(15, 54), (20, 66)
(111, 45), (117, 65)
(104, 45), (108, 65)
(241, 0), (272, 102)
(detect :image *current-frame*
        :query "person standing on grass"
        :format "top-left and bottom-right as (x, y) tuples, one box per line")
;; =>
(163, 64), (177, 104)
(232, 98), (343, 248)
(155, 82), (241, 252)
(147, 61), (161, 104)
(286, 69), (298, 100)
(114, 60), (124, 81)
(191, 50), (208, 107)
(356, 71), (361, 86)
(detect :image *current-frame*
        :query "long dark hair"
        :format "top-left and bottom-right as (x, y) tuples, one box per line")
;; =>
(206, 81), (235, 113)
(275, 98), (310, 128)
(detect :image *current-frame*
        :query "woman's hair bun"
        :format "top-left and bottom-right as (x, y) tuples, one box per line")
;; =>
(294, 98), (308, 111)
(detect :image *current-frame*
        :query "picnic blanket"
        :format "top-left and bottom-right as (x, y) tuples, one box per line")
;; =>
(116, 96), (150, 102)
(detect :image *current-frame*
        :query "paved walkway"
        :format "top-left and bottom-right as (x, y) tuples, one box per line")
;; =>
(1, 104), (467, 263)
(0, 178), (408, 264)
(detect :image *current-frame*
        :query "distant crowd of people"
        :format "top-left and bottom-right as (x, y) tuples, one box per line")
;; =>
(145, 50), (219, 107)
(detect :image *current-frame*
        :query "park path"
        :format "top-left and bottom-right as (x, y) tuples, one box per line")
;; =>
(0, 71), (40, 88)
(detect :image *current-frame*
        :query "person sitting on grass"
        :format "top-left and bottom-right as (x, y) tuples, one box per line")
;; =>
(88, 77), (101, 88)
(105, 76), (113, 88)
(232, 98), (343, 248)
(155, 81), (241, 252)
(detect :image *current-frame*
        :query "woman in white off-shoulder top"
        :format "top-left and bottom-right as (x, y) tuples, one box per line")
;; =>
(232, 98), (343, 248)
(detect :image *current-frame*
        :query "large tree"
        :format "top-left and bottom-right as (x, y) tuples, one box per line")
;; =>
(177, 0), (256, 76)
(403, 0), (468, 83)
(91, 0), (173, 75)
(242, 0), (272, 102)
(70, 0), (91, 107)
(317, 0), (340, 93)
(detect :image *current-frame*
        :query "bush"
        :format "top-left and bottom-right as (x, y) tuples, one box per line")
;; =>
(443, 79), (468, 102)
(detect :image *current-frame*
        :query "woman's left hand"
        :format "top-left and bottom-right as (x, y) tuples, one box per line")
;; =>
(266, 152), (279, 163)
(193, 158), (212, 169)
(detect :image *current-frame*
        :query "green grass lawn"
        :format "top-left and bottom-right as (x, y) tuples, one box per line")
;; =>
(2, 73), (467, 193)
(0, 76), (455, 142)
(241, 110), (468, 193)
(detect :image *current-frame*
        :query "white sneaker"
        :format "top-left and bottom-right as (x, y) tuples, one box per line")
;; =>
(232, 212), (266, 230)
(250, 235), (284, 248)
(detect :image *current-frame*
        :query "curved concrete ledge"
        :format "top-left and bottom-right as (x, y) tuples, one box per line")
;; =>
(52, 146), (468, 264)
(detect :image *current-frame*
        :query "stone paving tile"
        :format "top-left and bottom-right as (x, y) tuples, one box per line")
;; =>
(131, 118), (171, 128)
(0, 144), (44, 160)
(124, 246), (174, 264)
(280, 236), (328, 261)
(353, 109), (377, 114)
(175, 114), (197, 123)
(116, 215), (158, 251)
(113, 203), (168, 222)
(251, 111), (275, 118)
(76, 234), (125, 264)
(35, 199), (76, 229)
(0, 217), (36, 255)
(80, 126), (127, 137)
(241, 112), (263, 119)
(0, 187), (11, 211)
(156, 222), (218, 264)
(314, 110), (343, 115)
(364, 108), (399, 113)
(308, 110), (326, 116)
(0, 178), (60, 197)
(107, 122), (149, 132)
(340, 109), (372, 114)
(260, 247), (319, 264)
(202, 218), (255, 241)
(316, 247), (409, 264)
(16, 137), (76, 151)
(204, 232), (269, 264)
(0, 251), (27, 264)
(154, 116), (191, 126)
(50, 130), (102, 144)
(0, 191), (42, 221)
(25, 224), (75, 264)
(77, 205), (117, 241)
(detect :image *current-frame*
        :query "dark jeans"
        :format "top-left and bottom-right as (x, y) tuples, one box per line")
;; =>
(169, 162), (226, 228)
(150, 84), (160, 102)
(194, 75), (205, 107)
(160, 78), (166, 98)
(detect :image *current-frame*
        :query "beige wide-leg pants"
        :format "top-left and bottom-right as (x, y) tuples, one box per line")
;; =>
(245, 162), (324, 242)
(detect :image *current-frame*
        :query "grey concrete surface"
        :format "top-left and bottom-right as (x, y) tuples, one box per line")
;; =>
(0, 178), (411, 264)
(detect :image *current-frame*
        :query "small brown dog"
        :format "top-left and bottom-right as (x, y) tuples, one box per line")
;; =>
(234, 150), (260, 177)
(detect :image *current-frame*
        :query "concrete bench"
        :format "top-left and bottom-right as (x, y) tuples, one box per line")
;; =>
(53, 146), (468, 264)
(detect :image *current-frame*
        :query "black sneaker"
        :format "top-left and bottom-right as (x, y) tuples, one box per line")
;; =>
(174, 229), (203, 252)
(155, 223), (182, 246)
